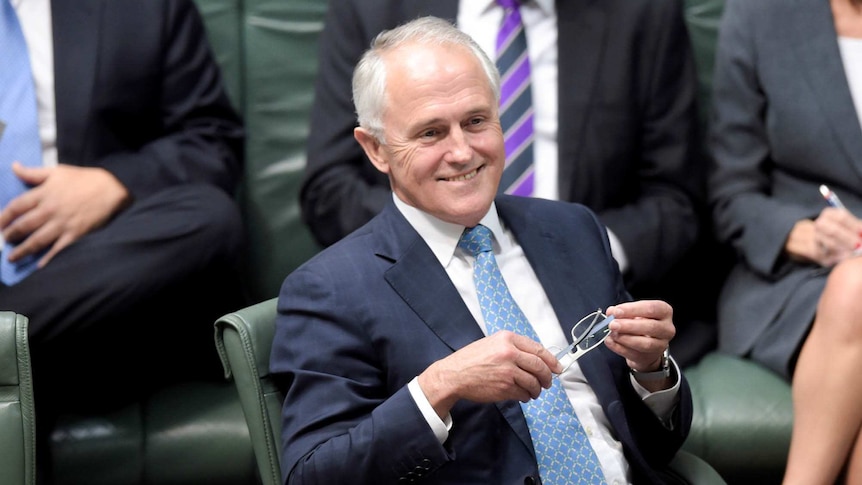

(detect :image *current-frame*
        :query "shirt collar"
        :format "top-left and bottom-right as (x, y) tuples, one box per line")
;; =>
(392, 194), (508, 267)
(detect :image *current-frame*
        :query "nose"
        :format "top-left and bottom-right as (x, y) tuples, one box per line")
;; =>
(444, 126), (472, 164)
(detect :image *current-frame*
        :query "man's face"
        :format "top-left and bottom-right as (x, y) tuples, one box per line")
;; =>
(356, 42), (504, 228)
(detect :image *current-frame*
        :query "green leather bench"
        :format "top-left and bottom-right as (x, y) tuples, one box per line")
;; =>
(15, 0), (792, 483)
(40, 1), (325, 484)
(0, 312), (36, 485)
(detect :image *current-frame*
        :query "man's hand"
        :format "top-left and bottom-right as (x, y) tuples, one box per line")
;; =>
(604, 300), (674, 374)
(0, 162), (131, 268)
(417, 331), (562, 420)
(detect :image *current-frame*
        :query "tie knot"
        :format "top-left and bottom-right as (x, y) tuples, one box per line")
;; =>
(458, 224), (494, 257)
(497, 0), (520, 10)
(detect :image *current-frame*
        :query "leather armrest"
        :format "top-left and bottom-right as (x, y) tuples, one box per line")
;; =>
(0, 311), (36, 485)
(215, 297), (283, 485)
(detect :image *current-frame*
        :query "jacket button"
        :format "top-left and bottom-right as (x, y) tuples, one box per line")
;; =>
(524, 476), (541, 485)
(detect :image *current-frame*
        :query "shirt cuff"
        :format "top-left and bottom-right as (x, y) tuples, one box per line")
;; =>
(630, 356), (681, 427)
(408, 377), (452, 444)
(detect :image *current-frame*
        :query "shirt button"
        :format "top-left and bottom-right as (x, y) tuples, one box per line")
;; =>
(585, 426), (594, 436)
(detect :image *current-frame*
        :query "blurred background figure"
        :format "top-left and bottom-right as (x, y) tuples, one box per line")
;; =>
(707, 0), (862, 481)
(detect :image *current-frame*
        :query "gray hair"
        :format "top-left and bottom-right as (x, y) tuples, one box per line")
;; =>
(351, 16), (501, 142)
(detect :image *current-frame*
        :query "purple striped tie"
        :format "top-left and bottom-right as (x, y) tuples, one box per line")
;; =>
(496, 0), (534, 196)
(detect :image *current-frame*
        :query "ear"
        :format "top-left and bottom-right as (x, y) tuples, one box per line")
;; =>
(354, 127), (390, 174)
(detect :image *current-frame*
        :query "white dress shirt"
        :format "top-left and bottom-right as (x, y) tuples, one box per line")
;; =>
(838, 36), (862, 130)
(14, 0), (57, 168)
(398, 195), (681, 485)
(457, 0), (630, 274)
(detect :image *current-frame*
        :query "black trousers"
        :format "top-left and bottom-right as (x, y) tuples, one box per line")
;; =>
(0, 184), (249, 481)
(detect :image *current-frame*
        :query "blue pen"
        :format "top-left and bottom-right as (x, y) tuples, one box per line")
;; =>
(819, 184), (846, 209)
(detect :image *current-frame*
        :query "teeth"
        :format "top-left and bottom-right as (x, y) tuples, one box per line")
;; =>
(446, 169), (478, 182)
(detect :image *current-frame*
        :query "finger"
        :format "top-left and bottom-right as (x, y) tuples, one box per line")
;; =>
(39, 232), (75, 268)
(7, 218), (58, 262)
(510, 333), (562, 375)
(607, 299), (672, 321)
(0, 192), (39, 231)
(11, 161), (50, 185)
(511, 368), (545, 401)
(3, 201), (47, 245)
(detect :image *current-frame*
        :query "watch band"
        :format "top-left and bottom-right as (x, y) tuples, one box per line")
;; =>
(630, 348), (671, 380)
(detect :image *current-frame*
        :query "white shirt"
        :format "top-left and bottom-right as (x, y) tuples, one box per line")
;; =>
(457, 0), (630, 274)
(838, 36), (862, 132)
(398, 195), (681, 485)
(14, 0), (57, 168)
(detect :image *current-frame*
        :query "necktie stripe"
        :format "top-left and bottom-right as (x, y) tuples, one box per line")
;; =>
(499, 58), (531, 105)
(502, 168), (534, 197)
(500, 100), (533, 142)
(495, 1), (534, 197)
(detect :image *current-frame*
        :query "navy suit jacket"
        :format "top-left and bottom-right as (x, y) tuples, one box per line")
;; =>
(271, 196), (692, 485)
(50, 0), (243, 199)
(300, 0), (702, 294)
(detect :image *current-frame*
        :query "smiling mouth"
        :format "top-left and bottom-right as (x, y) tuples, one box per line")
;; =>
(443, 167), (480, 182)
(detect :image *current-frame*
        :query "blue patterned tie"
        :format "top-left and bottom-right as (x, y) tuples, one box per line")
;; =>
(0, 0), (42, 285)
(459, 225), (606, 485)
(495, 0), (535, 196)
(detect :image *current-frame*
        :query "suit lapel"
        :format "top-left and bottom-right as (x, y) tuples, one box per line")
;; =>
(377, 202), (535, 455)
(377, 204), (485, 354)
(556, 0), (607, 199)
(793, 0), (862, 183)
(496, 197), (595, 342)
(52, 0), (101, 165)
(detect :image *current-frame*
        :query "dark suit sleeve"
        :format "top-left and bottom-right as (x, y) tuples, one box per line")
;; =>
(706, 0), (816, 278)
(299, 0), (392, 247)
(270, 259), (452, 485)
(599, 0), (706, 284)
(93, 0), (244, 199)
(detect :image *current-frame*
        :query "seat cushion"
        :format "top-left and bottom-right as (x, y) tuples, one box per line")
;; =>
(682, 352), (792, 485)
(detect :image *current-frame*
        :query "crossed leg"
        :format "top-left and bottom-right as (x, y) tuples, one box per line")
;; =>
(783, 257), (862, 485)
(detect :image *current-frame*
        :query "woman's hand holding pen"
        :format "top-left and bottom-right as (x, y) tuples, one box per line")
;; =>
(812, 206), (862, 264)
(786, 207), (862, 266)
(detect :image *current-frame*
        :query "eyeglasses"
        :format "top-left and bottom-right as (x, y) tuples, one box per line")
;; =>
(550, 309), (614, 374)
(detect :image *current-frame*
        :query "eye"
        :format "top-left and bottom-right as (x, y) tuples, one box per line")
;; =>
(421, 128), (439, 138)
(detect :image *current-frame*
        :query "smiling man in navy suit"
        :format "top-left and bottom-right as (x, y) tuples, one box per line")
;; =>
(272, 16), (692, 485)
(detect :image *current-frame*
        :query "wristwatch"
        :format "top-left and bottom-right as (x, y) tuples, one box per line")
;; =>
(630, 348), (671, 381)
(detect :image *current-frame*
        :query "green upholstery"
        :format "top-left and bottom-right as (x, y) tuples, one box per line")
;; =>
(215, 298), (727, 485)
(678, 0), (794, 482)
(215, 298), (283, 485)
(682, 354), (792, 485)
(0, 312), (36, 485)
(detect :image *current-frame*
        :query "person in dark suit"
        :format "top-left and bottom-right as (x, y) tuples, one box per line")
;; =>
(0, 0), (245, 478)
(299, 0), (719, 361)
(272, 16), (691, 485)
(707, 0), (862, 481)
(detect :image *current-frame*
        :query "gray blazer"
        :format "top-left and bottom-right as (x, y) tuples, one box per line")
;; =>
(708, 0), (862, 378)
